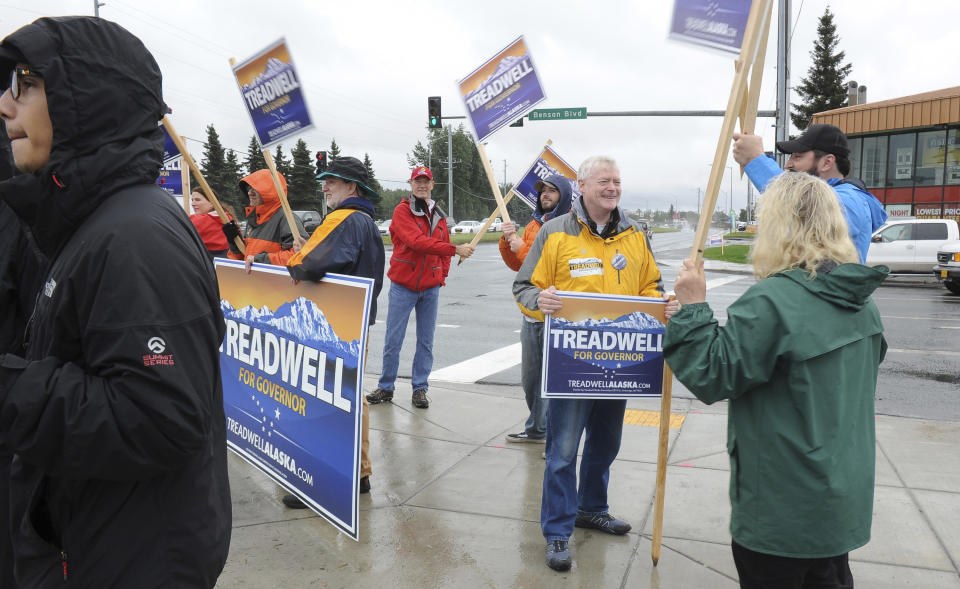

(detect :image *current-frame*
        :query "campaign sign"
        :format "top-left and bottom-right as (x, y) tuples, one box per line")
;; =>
(512, 145), (580, 209)
(543, 292), (667, 399)
(669, 0), (753, 55)
(232, 38), (313, 149)
(458, 36), (546, 143)
(157, 161), (182, 199)
(215, 260), (372, 540)
(161, 125), (181, 164)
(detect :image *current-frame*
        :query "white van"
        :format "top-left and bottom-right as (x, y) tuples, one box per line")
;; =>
(866, 218), (960, 273)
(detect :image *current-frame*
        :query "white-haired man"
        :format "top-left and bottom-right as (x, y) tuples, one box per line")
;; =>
(513, 155), (667, 571)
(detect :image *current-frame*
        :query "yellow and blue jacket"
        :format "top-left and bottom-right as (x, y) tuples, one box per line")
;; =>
(513, 198), (663, 321)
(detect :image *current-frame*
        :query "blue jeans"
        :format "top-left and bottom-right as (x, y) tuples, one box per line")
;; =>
(541, 398), (627, 541)
(377, 282), (440, 392)
(520, 320), (548, 438)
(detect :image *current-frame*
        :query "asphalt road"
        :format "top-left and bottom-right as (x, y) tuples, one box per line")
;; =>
(364, 229), (960, 421)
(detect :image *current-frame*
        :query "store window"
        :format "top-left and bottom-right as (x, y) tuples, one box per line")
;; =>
(887, 132), (916, 188)
(848, 137), (862, 179)
(947, 128), (960, 185)
(861, 135), (887, 188)
(915, 130), (946, 186)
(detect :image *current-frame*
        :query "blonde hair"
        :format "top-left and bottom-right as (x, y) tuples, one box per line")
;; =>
(750, 172), (858, 279)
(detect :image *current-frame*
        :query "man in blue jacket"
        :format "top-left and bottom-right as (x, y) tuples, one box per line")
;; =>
(285, 155), (384, 499)
(732, 124), (887, 262)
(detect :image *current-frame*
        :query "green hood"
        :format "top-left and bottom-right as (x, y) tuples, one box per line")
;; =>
(775, 263), (889, 311)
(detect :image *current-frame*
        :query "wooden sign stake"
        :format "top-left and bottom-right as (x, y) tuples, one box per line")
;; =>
(161, 115), (245, 254)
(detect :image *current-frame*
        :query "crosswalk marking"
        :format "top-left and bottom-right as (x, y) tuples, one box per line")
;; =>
(431, 275), (746, 384)
(430, 343), (522, 383)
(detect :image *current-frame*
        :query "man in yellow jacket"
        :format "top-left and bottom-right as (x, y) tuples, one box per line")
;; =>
(513, 155), (663, 572)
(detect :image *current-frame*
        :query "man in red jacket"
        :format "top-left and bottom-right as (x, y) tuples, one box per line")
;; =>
(366, 166), (474, 409)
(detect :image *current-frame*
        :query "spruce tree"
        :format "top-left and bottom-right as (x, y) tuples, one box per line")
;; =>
(328, 138), (342, 161)
(791, 7), (853, 130)
(289, 139), (318, 209)
(222, 149), (243, 215)
(243, 135), (266, 175)
(199, 125), (230, 205)
(273, 144), (292, 180)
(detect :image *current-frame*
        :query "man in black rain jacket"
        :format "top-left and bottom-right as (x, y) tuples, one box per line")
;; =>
(0, 17), (231, 587)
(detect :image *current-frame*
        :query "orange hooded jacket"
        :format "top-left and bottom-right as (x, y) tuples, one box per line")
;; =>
(229, 169), (306, 265)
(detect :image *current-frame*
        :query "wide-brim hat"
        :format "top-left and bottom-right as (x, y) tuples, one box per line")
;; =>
(317, 156), (380, 201)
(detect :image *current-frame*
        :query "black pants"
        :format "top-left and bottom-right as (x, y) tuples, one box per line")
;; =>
(732, 541), (854, 589)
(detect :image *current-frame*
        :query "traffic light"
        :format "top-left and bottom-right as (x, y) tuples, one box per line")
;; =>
(315, 151), (327, 175)
(428, 96), (442, 129)
(509, 118), (524, 127)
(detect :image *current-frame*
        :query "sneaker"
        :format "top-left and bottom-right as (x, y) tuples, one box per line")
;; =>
(282, 494), (308, 509)
(505, 431), (546, 444)
(574, 511), (631, 535)
(366, 388), (393, 404)
(545, 539), (572, 571)
(412, 389), (430, 409)
(359, 476), (371, 494)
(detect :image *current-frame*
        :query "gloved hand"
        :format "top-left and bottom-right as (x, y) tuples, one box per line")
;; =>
(222, 221), (244, 253)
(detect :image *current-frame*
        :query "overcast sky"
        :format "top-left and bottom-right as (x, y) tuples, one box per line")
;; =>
(3, 0), (958, 216)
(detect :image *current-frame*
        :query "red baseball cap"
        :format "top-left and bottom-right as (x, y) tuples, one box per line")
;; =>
(410, 166), (433, 181)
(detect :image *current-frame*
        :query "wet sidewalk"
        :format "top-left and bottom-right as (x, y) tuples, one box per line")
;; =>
(217, 378), (960, 588)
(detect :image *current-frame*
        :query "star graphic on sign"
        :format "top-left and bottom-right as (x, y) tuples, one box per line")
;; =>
(275, 408), (280, 420)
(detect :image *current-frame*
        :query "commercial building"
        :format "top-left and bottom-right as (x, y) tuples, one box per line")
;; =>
(812, 86), (960, 222)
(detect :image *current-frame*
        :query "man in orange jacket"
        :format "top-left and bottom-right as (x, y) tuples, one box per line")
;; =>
(223, 169), (306, 266)
(499, 174), (573, 443)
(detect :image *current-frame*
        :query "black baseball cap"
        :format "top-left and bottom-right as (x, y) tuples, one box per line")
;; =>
(775, 124), (849, 158)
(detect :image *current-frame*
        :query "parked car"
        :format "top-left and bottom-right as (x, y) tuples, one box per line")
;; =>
(451, 220), (482, 234)
(378, 219), (391, 236)
(866, 218), (960, 273)
(293, 210), (322, 234)
(638, 220), (652, 241)
(487, 217), (503, 232)
(737, 221), (748, 232)
(934, 241), (960, 295)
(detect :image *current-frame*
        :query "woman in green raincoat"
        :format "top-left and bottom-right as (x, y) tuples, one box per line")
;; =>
(664, 172), (888, 589)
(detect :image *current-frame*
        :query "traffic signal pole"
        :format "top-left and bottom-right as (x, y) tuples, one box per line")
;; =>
(447, 127), (453, 219)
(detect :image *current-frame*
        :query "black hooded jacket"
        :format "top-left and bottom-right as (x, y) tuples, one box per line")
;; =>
(0, 17), (231, 587)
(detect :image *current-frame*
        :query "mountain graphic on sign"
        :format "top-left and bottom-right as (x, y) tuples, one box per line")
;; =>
(553, 311), (664, 333)
(221, 297), (360, 364)
(240, 57), (292, 92)
(465, 53), (528, 99)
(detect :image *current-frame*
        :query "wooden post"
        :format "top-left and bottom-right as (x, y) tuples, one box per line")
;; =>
(181, 161), (191, 214)
(738, 0), (773, 177)
(161, 115), (245, 254)
(458, 140), (553, 264)
(657, 0), (773, 566)
(476, 142), (512, 224)
(688, 0), (772, 263)
(261, 148), (303, 241)
(651, 364), (674, 566)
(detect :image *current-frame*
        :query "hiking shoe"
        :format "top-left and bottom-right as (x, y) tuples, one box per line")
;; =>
(366, 388), (393, 404)
(282, 494), (308, 509)
(545, 539), (572, 571)
(575, 511), (631, 535)
(412, 389), (430, 408)
(359, 476), (371, 494)
(505, 431), (546, 444)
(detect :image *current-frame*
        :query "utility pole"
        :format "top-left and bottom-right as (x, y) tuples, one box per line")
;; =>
(447, 127), (453, 219)
(776, 0), (791, 168)
(94, 0), (105, 16)
(697, 187), (701, 215)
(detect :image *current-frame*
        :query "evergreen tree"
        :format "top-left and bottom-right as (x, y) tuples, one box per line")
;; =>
(222, 149), (244, 215)
(328, 138), (342, 161)
(199, 125), (232, 208)
(791, 7), (853, 130)
(244, 135), (266, 175)
(289, 139), (318, 210)
(273, 144), (292, 180)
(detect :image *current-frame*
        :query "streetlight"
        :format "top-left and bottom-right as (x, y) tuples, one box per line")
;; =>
(705, 165), (735, 216)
